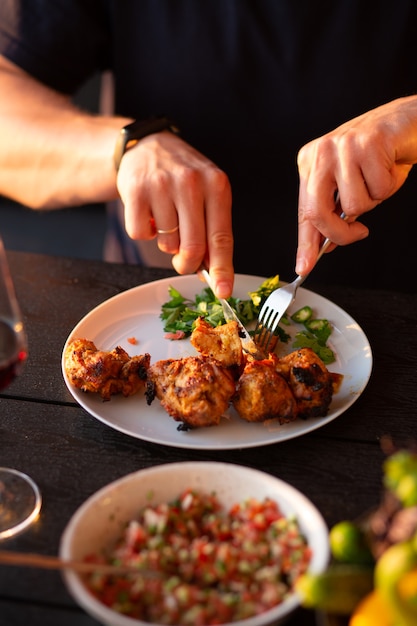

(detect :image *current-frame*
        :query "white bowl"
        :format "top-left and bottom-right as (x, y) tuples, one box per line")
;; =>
(60, 462), (329, 626)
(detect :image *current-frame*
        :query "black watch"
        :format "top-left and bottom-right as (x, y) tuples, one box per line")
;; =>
(113, 116), (180, 171)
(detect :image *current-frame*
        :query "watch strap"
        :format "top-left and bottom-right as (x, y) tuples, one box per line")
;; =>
(113, 116), (180, 171)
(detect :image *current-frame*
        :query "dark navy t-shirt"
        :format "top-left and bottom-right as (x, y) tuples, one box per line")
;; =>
(1, 0), (417, 289)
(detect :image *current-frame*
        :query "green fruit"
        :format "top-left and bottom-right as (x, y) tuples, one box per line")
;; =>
(296, 564), (374, 614)
(383, 450), (417, 492)
(396, 473), (417, 507)
(375, 538), (417, 626)
(329, 521), (374, 565)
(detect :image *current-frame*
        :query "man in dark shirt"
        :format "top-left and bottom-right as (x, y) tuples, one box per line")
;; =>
(0, 1), (416, 294)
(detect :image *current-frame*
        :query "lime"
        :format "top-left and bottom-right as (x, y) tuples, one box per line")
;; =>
(375, 540), (417, 625)
(330, 521), (374, 565)
(384, 450), (417, 492)
(296, 564), (373, 614)
(396, 473), (417, 507)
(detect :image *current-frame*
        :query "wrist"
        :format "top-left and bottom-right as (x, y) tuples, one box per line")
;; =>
(113, 116), (180, 171)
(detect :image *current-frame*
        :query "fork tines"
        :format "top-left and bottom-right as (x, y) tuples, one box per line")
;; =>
(254, 308), (281, 353)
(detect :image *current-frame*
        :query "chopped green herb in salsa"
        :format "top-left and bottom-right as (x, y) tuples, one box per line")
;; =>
(84, 489), (312, 624)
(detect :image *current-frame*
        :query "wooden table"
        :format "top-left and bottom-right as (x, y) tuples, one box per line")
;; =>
(1, 250), (415, 626)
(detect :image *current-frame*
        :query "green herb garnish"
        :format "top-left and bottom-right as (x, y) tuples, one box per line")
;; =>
(160, 275), (335, 361)
(160, 276), (282, 338)
(292, 317), (335, 364)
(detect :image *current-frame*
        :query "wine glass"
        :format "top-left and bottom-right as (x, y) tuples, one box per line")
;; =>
(0, 235), (41, 539)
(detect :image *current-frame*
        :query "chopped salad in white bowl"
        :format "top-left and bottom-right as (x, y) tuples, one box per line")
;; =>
(60, 461), (329, 626)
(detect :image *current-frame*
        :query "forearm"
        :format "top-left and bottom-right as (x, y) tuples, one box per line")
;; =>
(0, 57), (235, 297)
(0, 56), (131, 209)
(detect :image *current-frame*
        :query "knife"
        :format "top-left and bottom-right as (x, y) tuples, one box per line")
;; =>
(200, 268), (264, 360)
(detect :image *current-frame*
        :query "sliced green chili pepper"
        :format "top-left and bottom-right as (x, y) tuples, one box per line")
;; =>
(304, 318), (332, 345)
(291, 306), (313, 324)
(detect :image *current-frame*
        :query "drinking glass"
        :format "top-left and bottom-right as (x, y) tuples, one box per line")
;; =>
(0, 235), (41, 539)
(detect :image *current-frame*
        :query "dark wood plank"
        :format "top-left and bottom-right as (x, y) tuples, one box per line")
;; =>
(0, 599), (317, 626)
(0, 599), (98, 626)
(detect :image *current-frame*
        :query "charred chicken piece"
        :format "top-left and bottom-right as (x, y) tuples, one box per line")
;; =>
(275, 347), (333, 418)
(146, 356), (236, 428)
(190, 317), (245, 374)
(233, 354), (297, 424)
(64, 338), (150, 401)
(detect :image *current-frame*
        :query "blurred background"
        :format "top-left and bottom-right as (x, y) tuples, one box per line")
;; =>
(0, 74), (107, 261)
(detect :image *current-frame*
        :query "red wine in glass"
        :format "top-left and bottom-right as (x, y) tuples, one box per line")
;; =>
(0, 318), (27, 390)
(0, 236), (41, 539)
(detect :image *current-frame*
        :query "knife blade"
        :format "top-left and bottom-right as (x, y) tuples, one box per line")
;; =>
(200, 268), (264, 360)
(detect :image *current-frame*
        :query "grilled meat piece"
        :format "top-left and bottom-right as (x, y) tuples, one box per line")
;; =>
(64, 338), (150, 401)
(233, 354), (297, 424)
(276, 347), (333, 418)
(190, 317), (245, 374)
(146, 356), (236, 428)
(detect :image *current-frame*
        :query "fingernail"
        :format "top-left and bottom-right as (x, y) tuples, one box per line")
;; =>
(296, 259), (307, 276)
(216, 281), (232, 300)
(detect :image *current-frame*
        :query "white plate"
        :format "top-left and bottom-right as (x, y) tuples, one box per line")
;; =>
(62, 274), (372, 450)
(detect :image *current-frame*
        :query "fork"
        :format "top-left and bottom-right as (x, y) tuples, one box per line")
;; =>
(254, 212), (346, 353)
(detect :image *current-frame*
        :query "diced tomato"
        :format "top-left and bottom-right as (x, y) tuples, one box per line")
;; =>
(164, 330), (186, 340)
(84, 489), (312, 624)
